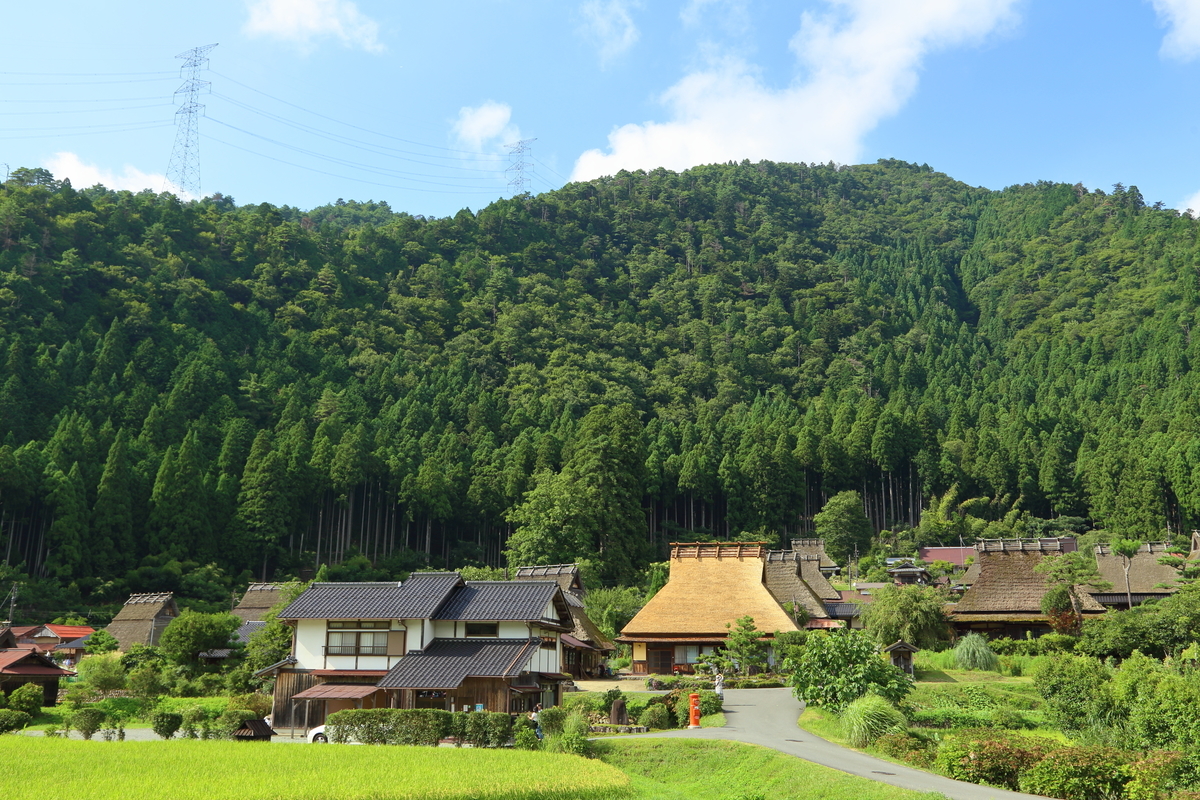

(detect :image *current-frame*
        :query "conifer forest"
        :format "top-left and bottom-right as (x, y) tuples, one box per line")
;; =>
(2, 159), (1199, 619)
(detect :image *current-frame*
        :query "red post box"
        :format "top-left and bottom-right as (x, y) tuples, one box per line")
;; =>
(688, 692), (701, 729)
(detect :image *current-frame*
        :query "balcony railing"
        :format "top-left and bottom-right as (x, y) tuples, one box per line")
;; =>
(324, 645), (388, 656)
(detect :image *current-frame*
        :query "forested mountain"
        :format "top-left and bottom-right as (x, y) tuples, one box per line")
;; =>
(2, 160), (1199, 619)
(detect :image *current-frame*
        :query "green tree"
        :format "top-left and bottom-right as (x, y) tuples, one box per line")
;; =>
(76, 652), (127, 698)
(158, 611), (241, 670)
(858, 584), (950, 649)
(785, 628), (911, 712)
(1037, 551), (1112, 628)
(1109, 538), (1144, 610)
(84, 628), (120, 654)
(722, 615), (768, 676)
(814, 491), (872, 564)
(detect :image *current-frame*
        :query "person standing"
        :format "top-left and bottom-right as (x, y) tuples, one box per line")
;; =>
(714, 672), (724, 700)
(530, 703), (543, 739)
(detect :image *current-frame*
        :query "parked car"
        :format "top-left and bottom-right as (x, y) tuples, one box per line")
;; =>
(308, 725), (329, 743)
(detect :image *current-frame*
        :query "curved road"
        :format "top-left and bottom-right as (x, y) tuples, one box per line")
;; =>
(627, 688), (1048, 800)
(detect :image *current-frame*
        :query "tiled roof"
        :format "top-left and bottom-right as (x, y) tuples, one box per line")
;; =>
(376, 638), (538, 690)
(825, 602), (862, 618)
(42, 624), (95, 640)
(279, 573), (463, 620)
(435, 581), (562, 622)
(201, 620), (268, 659)
(0, 648), (74, 675)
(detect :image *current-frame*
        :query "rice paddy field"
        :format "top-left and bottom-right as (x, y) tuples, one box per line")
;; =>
(0, 737), (631, 800)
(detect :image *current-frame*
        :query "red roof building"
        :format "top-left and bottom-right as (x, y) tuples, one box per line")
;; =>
(0, 648), (75, 706)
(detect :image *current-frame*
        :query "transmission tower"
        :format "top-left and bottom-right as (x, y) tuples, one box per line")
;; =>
(505, 138), (536, 196)
(165, 43), (217, 198)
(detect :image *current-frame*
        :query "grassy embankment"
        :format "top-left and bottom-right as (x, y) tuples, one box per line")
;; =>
(0, 737), (630, 800)
(598, 739), (947, 800)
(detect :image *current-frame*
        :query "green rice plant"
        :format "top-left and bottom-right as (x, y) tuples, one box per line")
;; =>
(839, 694), (906, 748)
(954, 634), (1000, 672)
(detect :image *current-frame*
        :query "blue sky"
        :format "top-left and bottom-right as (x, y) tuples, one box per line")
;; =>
(3, 0), (1199, 218)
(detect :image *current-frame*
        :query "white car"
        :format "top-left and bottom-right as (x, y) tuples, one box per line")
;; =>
(308, 725), (330, 743)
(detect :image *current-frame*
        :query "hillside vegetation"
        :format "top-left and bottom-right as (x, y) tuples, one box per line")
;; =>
(1, 160), (1198, 616)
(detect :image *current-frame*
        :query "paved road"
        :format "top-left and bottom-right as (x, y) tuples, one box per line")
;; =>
(625, 688), (1049, 800)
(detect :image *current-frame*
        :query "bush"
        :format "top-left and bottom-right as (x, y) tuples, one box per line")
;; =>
(638, 703), (672, 730)
(151, 711), (182, 739)
(547, 731), (591, 757)
(226, 693), (272, 719)
(71, 708), (107, 740)
(513, 725), (540, 750)
(936, 729), (1058, 791)
(0, 690), (6, 708)
(909, 708), (993, 729)
(1019, 746), (1131, 800)
(7, 682), (43, 716)
(180, 705), (211, 739)
(954, 634), (1000, 672)
(326, 708), (453, 746)
(786, 628), (912, 712)
(216, 708), (259, 739)
(875, 731), (936, 768)
(565, 712), (590, 738)
(840, 694), (906, 748)
(538, 705), (567, 737)
(1124, 751), (1200, 800)
(0, 709), (32, 733)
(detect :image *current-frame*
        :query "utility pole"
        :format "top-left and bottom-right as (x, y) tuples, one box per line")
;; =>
(165, 43), (217, 198)
(4, 582), (17, 626)
(505, 138), (536, 196)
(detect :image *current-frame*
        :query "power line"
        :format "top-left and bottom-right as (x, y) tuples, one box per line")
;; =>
(0, 70), (176, 76)
(165, 43), (217, 197)
(506, 139), (536, 196)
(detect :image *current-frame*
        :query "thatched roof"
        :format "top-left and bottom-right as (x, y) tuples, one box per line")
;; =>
(106, 593), (179, 650)
(620, 544), (799, 638)
(763, 551), (830, 618)
(951, 551), (1104, 616)
(232, 584), (284, 622)
(790, 539), (838, 570)
(565, 600), (615, 651)
(514, 564), (584, 596)
(975, 538), (1077, 553)
(1093, 542), (1181, 594)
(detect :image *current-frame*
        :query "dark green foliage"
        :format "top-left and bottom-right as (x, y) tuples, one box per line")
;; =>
(935, 729), (1058, 791)
(537, 705), (567, 737)
(1078, 582), (1200, 660)
(70, 707), (107, 740)
(786, 628), (911, 712)
(513, 725), (540, 750)
(84, 629), (120, 654)
(860, 584), (950, 649)
(813, 491), (872, 565)
(874, 731), (936, 768)
(1032, 654), (1115, 738)
(150, 711), (182, 739)
(326, 708), (455, 746)
(158, 611), (241, 668)
(0, 709), (32, 733)
(6, 682), (43, 716)
(1018, 746), (1131, 800)
(638, 703), (672, 730)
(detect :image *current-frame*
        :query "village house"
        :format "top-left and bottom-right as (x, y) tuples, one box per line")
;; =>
(0, 623), (93, 656)
(948, 539), (1104, 638)
(618, 542), (800, 674)
(0, 648), (74, 706)
(106, 592), (179, 651)
(1091, 542), (1182, 609)
(260, 572), (573, 730)
(762, 550), (841, 629)
(514, 564), (615, 679)
(202, 583), (286, 663)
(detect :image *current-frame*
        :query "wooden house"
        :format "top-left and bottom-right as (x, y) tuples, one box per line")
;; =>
(263, 573), (573, 731)
(949, 540), (1104, 637)
(515, 564), (614, 679)
(618, 543), (800, 674)
(1091, 542), (1182, 608)
(106, 593), (179, 651)
(0, 648), (74, 706)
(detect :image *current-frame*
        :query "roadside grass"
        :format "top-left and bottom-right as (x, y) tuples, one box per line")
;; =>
(597, 739), (947, 800)
(0, 736), (630, 800)
(700, 712), (726, 728)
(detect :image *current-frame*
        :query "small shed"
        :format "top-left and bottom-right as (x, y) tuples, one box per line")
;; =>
(1, 648), (75, 705)
(231, 718), (276, 741)
(882, 640), (919, 676)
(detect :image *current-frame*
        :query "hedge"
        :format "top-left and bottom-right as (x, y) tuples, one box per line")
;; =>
(326, 708), (512, 747)
(935, 729), (1058, 791)
(0, 709), (32, 734)
(1018, 746), (1130, 800)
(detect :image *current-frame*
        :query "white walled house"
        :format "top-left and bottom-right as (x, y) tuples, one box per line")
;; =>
(261, 573), (573, 728)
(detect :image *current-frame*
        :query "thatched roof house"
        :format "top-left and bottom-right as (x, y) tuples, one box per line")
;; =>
(763, 551), (830, 621)
(106, 592), (179, 651)
(950, 543), (1104, 637)
(790, 538), (839, 574)
(514, 564), (584, 597)
(1092, 542), (1181, 607)
(619, 543), (799, 675)
(233, 584), (284, 622)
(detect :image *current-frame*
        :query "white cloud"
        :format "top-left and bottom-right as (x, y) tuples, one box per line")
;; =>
(572, 0), (1019, 181)
(43, 152), (185, 197)
(453, 101), (519, 151)
(1152, 0), (1200, 60)
(243, 0), (383, 53)
(580, 0), (640, 66)
(1180, 189), (1200, 217)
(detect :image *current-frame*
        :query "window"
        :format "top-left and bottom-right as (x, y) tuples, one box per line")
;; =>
(326, 621), (390, 655)
(465, 622), (499, 637)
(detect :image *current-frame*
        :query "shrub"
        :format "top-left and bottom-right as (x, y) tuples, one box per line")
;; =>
(840, 694), (906, 748)
(71, 708), (107, 740)
(875, 731), (936, 768)
(565, 712), (590, 738)
(538, 705), (567, 737)
(0, 709), (32, 733)
(326, 708), (454, 746)
(638, 703), (672, 730)
(1124, 751), (1200, 800)
(0, 690), (6, 708)
(936, 729), (1058, 791)
(671, 689), (723, 728)
(909, 708), (993, 729)
(179, 705), (211, 739)
(1019, 746), (1130, 800)
(547, 731), (591, 757)
(216, 708), (259, 739)
(989, 707), (1033, 730)
(513, 725), (540, 750)
(7, 682), (43, 716)
(151, 711), (182, 739)
(227, 693), (272, 719)
(954, 633), (1000, 672)
(786, 628), (912, 712)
